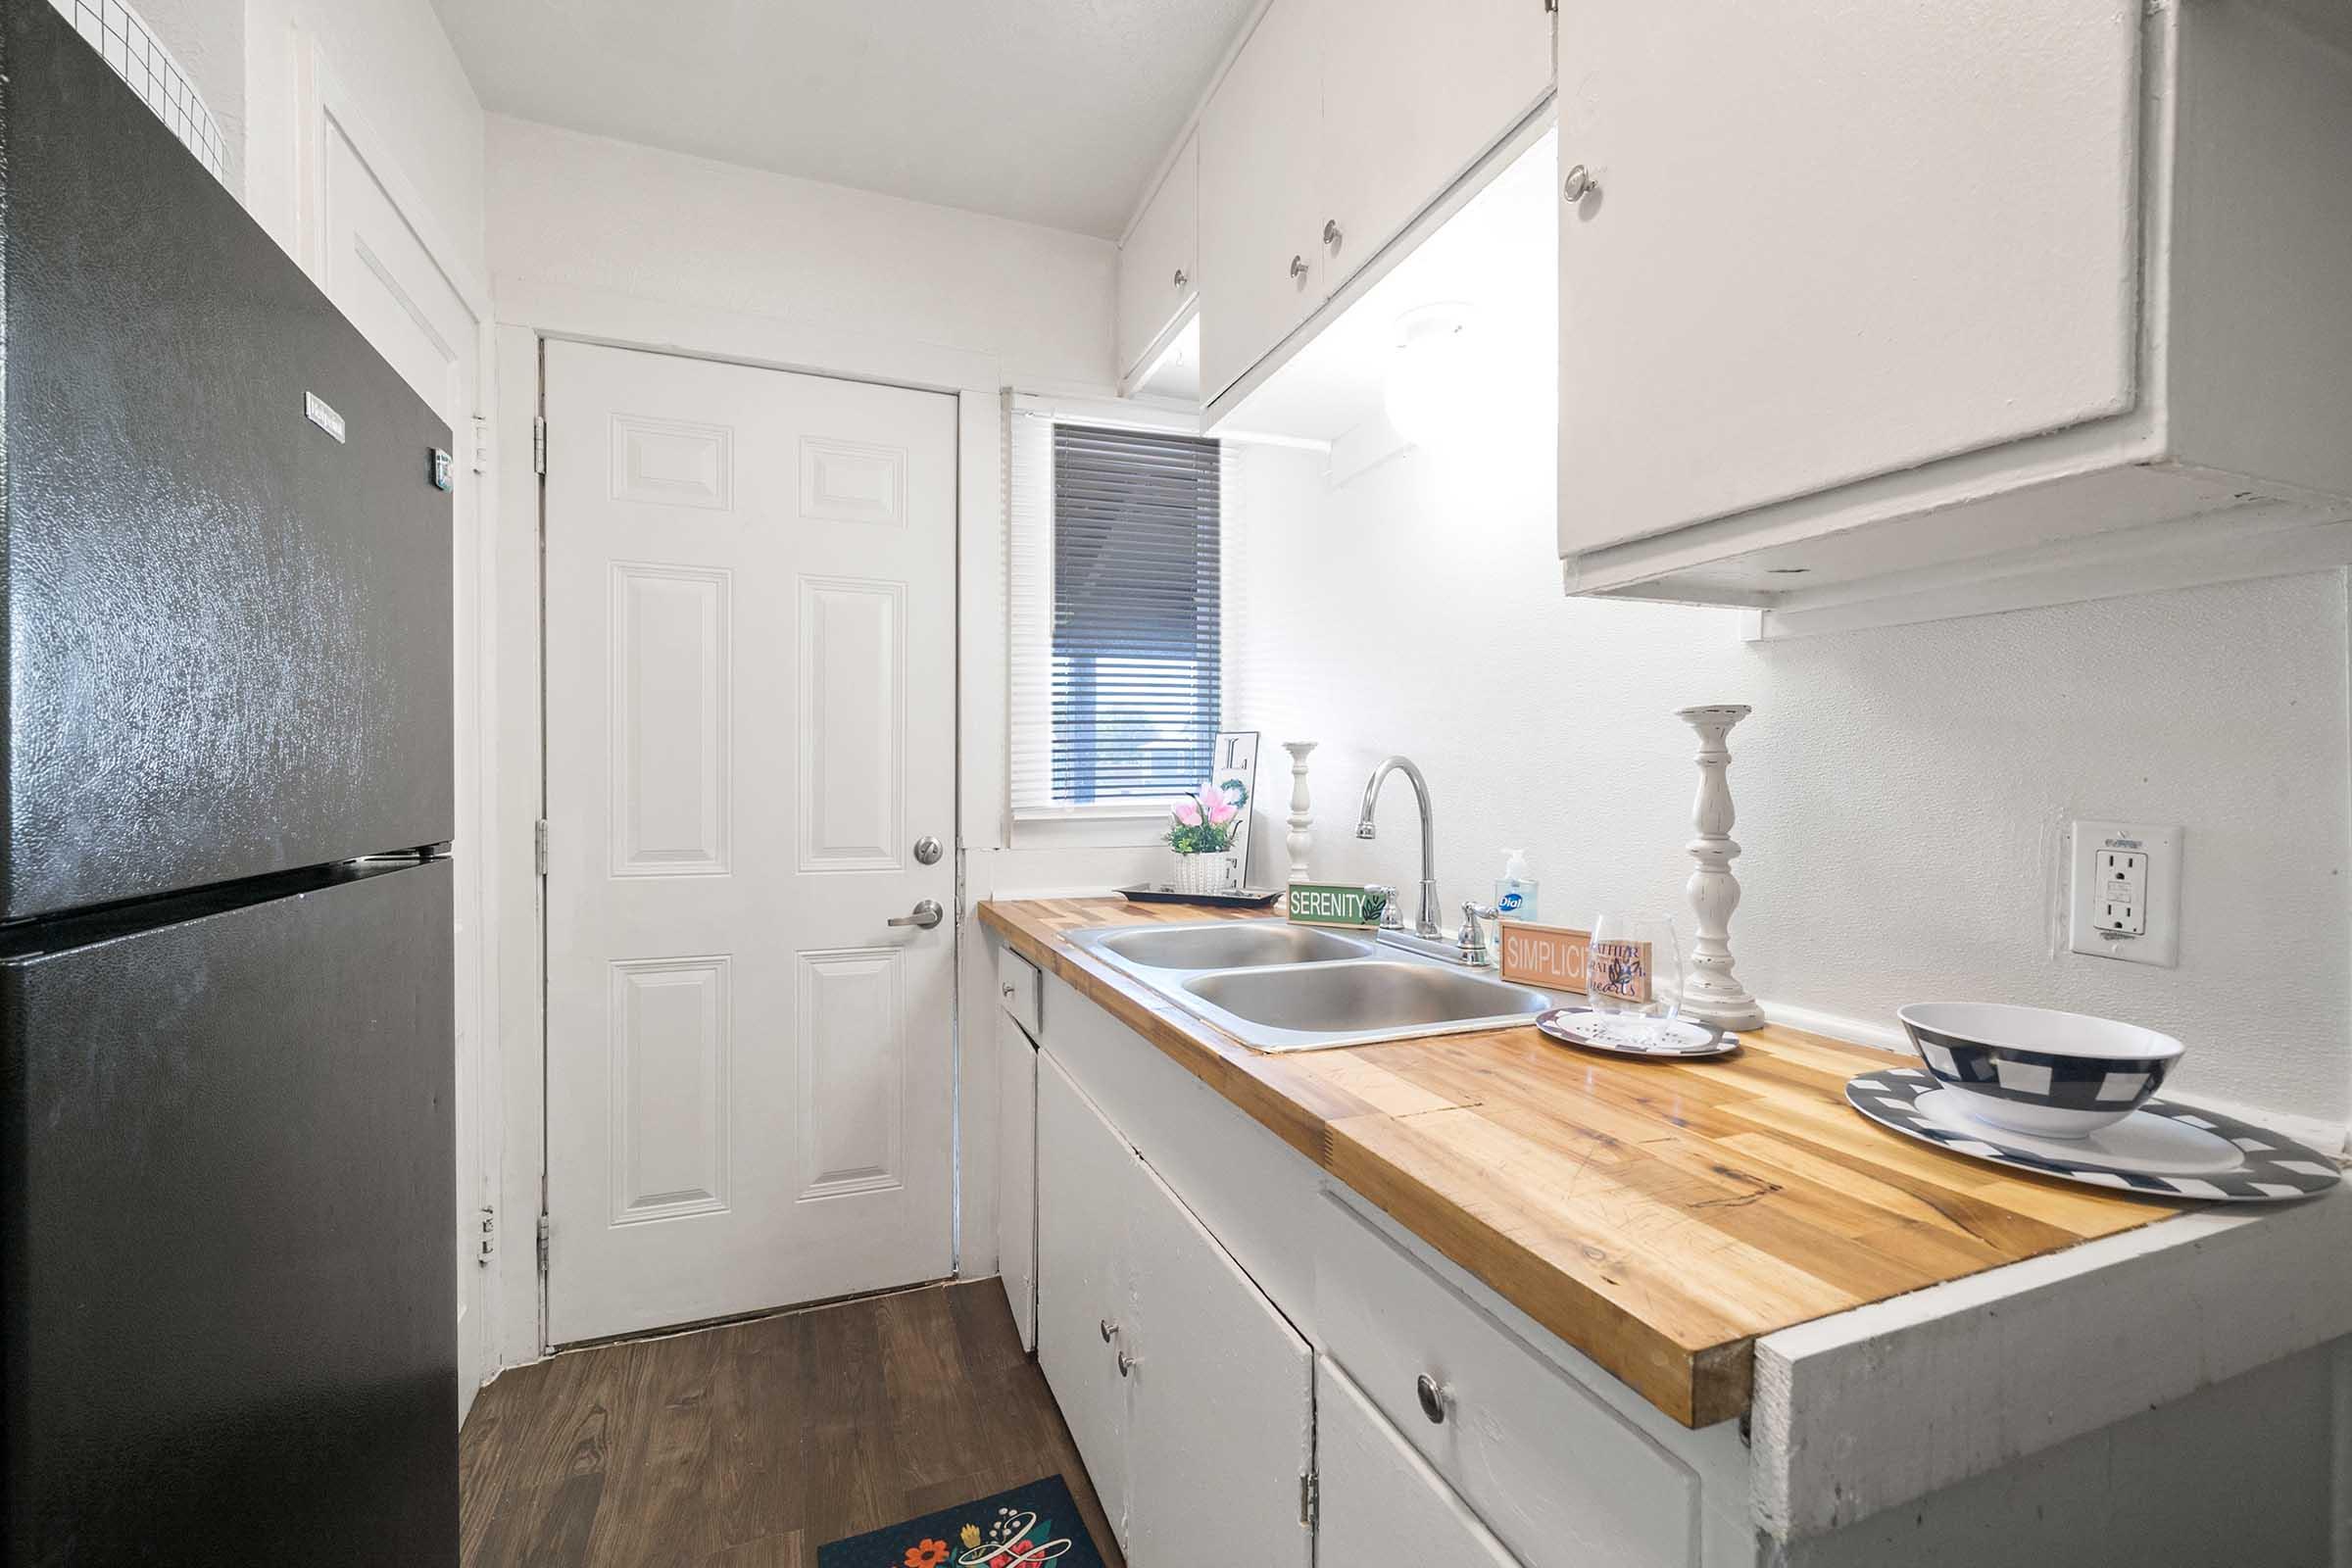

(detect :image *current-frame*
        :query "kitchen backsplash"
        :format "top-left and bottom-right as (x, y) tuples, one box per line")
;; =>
(1223, 440), (2352, 1134)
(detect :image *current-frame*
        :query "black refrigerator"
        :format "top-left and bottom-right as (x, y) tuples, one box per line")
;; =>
(0, 0), (460, 1561)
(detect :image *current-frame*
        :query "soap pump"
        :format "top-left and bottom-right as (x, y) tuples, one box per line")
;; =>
(1495, 849), (1538, 923)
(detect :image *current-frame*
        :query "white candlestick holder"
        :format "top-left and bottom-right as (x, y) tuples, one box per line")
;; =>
(1675, 705), (1765, 1032)
(1282, 741), (1318, 881)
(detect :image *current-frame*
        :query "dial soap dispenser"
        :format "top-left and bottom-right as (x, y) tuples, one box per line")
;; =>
(1495, 849), (1539, 922)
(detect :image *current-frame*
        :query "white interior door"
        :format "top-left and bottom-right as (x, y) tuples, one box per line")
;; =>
(542, 341), (957, 1345)
(306, 97), (492, 1418)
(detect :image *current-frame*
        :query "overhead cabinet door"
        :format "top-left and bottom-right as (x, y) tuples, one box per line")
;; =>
(1557, 0), (2143, 553)
(1316, 0), (1554, 283)
(1198, 0), (1324, 402)
(1117, 131), (1200, 381)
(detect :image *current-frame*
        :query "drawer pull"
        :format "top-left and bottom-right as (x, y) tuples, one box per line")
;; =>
(1416, 1373), (1448, 1425)
(1100, 1318), (1118, 1344)
(1117, 1348), (1136, 1377)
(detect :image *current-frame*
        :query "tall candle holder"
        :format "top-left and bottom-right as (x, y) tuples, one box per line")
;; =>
(1282, 741), (1318, 881)
(1675, 705), (1765, 1032)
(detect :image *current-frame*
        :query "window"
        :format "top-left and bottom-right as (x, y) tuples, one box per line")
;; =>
(1008, 406), (1224, 817)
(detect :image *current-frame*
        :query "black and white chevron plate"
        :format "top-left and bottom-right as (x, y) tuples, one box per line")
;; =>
(1845, 1068), (2343, 1202)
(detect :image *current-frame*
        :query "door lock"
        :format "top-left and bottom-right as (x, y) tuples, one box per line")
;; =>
(913, 835), (944, 865)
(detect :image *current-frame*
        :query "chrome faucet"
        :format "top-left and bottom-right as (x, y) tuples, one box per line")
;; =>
(1356, 757), (1442, 939)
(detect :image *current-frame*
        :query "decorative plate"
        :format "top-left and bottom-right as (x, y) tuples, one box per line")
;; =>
(1536, 1007), (1738, 1059)
(1844, 1068), (2343, 1202)
(1115, 883), (1283, 908)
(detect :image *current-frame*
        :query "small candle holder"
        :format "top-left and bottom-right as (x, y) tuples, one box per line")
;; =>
(1675, 705), (1765, 1032)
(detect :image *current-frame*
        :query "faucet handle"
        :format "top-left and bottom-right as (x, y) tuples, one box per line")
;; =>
(1458, 902), (1497, 965)
(1368, 885), (1404, 931)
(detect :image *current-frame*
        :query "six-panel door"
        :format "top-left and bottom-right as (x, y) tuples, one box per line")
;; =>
(1556, 0), (2144, 554)
(541, 340), (958, 1343)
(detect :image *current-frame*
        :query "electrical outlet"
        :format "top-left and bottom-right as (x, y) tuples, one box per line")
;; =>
(2068, 820), (2181, 966)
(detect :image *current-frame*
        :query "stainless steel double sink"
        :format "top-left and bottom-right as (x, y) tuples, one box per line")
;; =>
(1068, 919), (1566, 1053)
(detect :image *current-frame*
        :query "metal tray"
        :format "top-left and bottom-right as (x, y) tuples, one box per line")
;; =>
(1114, 883), (1285, 908)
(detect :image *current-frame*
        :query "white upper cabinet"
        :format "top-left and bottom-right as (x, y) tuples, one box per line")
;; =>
(1559, 0), (2352, 635)
(1200, 0), (1555, 407)
(1116, 130), (1200, 385)
(1199, 0), (1326, 405)
(1316, 0), (1554, 287)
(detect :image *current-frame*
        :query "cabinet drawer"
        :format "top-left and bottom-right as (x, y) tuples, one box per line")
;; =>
(1314, 1193), (1699, 1568)
(995, 944), (1041, 1034)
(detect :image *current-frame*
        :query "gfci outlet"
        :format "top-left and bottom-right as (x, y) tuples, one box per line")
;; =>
(2068, 820), (2182, 967)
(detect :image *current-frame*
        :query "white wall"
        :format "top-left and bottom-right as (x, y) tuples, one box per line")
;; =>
(1226, 439), (2352, 1133)
(134, 0), (244, 186)
(485, 115), (1115, 393)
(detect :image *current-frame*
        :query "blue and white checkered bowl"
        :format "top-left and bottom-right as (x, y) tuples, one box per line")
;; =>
(1897, 1003), (2185, 1139)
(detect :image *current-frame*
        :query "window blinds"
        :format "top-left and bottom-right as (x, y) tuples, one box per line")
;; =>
(1006, 408), (1222, 814)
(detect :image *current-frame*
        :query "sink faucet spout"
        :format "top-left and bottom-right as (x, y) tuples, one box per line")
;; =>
(1356, 756), (1442, 939)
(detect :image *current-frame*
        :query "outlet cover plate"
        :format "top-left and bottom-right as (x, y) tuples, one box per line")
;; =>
(2068, 820), (2182, 966)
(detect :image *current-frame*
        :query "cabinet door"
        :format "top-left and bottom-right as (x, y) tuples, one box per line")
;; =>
(1557, 0), (2142, 554)
(1316, 1355), (1525, 1566)
(1035, 1053), (1135, 1539)
(1123, 1152), (1314, 1568)
(996, 1010), (1038, 1350)
(1316, 0), (1552, 288)
(1116, 131), (1200, 381)
(1199, 0), (1324, 402)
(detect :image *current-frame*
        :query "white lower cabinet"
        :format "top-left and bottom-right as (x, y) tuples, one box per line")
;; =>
(1036, 1052), (1313, 1563)
(1316, 1352), (1524, 1566)
(1035, 1052), (1136, 1543)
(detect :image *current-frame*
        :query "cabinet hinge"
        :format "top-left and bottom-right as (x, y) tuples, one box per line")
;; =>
(475, 1205), (497, 1265)
(470, 415), (492, 474)
(1298, 1471), (1318, 1531)
(536, 1212), (551, 1272)
(534, 819), (550, 876)
(532, 415), (548, 475)
(1544, 0), (1556, 11)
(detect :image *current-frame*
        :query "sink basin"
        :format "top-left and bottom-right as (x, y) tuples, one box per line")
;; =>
(1077, 920), (1375, 974)
(1066, 919), (1566, 1052)
(1177, 960), (1556, 1052)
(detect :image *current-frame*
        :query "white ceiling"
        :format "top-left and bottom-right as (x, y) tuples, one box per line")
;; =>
(432, 0), (1259, 238)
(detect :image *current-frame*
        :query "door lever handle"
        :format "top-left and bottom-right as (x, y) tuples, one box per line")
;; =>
(888, 899), (945, 930)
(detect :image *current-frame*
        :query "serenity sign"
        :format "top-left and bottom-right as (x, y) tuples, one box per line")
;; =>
(1286, 883), (1387, 928)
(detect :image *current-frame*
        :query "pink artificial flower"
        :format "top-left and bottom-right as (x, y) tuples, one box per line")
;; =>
(1196, 781), (1232, 825)
(1172, 795), (1202, 826)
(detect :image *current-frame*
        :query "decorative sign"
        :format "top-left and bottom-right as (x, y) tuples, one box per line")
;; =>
(1589, 939), (1654, 1005)
(1497, 921), (1592, 993)
(1212, 731), (1260, 879)
(1287, 882), (1387, 928)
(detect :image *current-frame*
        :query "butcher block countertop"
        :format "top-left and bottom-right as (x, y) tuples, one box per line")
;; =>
(980, 897), (2191, 1429)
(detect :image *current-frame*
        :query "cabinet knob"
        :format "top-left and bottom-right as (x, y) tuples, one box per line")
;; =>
(1002, 983), (1017, 999)
(1562, 164), (1599, 204)
(1117, 1348), (1136, 1378)
(1322, 219), (1343, 248)
(1100, 1318), (1118, 1344)
(1172, 267), (1189, 288)
(1416, 1373), (1448, 1425)
(1289, 254), (1309, 281)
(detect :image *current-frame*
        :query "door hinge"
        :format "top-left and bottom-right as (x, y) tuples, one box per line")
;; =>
(536, 1212), (551, 1272)
(475, 1205), (497, 1265)
(534, 819), (550, 876)
(1298, 1471), (1318, 1531)
(532, 415), (548, 475)
(470, 415), (492, 474)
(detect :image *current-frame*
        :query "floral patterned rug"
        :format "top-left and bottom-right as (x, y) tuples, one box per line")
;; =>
(817, 1475), (1105, 1568)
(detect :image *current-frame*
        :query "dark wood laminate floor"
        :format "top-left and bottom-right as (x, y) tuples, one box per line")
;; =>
(460, 1281), (1123, 1567)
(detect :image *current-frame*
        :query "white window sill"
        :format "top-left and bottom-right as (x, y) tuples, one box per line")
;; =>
(1008, 808), (1172, 852)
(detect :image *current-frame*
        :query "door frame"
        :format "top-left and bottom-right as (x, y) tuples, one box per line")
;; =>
(289, 39), (504, 1415)
(488, 281), (1006, 1369)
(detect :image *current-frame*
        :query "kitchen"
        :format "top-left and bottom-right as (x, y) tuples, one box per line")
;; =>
(3, 0), (2349, 1564)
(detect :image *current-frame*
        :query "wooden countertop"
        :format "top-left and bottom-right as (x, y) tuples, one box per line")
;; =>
(980, 897), (2191, 1429)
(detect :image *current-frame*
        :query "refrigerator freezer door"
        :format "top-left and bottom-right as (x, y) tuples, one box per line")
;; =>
(0, 858), (456, 1565)
(0, 0), (454, 920)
